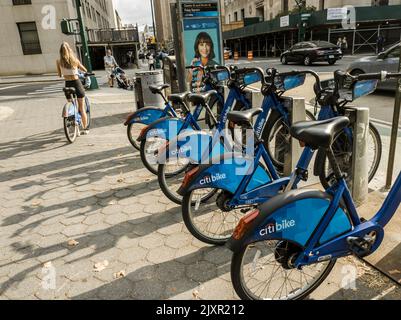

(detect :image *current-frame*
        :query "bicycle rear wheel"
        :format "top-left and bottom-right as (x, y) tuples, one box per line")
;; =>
(182, 189), (244, 245)
(231, 240), (336, 300)
(64, 117), (78, 143)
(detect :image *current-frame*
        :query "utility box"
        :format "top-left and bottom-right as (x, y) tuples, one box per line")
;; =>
(134, 70), (165, 109)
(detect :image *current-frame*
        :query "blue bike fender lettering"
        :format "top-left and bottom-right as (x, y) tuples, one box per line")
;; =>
(251, 198), (351, 247)
(146, 119), (186, 140)
(132, 109), (164, 125)
(188, 157), (254, 193)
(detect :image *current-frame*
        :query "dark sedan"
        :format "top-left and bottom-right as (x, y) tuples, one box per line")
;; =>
(281, 41), (343, 66)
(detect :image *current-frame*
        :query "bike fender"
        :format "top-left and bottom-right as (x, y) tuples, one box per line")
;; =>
(62, 102), (75, 118)
(161, 131), (227, 164)
(313, 148), (326, 177)
(124, 106), (165, 126)
(226, 190), (352, 253)
(137, 117), (189, 142)
(177, 152), (255, 196)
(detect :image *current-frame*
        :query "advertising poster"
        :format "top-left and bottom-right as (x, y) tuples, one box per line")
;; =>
(181, 1), (222, 92)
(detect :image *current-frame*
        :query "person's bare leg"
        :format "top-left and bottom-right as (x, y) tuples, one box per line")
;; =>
(78, 98), (87, 129)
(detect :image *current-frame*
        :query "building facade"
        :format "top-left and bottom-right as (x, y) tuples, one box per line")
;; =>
(0, 0), (116, 75)
(224, 0), (401, 24)
(152, 0), (174, 49)
(223, 0), (401, 57)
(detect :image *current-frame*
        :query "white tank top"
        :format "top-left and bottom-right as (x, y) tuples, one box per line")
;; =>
(60, 64), (79, 76)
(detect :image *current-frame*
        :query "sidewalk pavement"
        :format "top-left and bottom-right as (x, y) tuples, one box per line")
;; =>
(0, 68), (147, 85)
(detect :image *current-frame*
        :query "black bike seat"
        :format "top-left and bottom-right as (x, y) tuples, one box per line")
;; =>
(149, 84), (169, 94)
(168, 92), (191, 104)
(227, 108), (263, 125)
(187, 90), (217, 105)
(63, 87), (76, 95)
(290, 116), (350, 149)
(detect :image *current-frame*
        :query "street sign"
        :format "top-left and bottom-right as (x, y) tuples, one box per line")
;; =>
(327, 7), (347, 20)
(301, 13), (311, 21)
(280, 15), (289, 27)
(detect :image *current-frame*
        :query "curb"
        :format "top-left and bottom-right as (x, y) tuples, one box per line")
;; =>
(0, 79), (63, 85)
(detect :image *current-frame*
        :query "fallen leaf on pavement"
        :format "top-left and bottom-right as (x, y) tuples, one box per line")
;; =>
(67, 239), (79, 247)
(93, 260), (109, 272)
(113, 270), (126, 279)
(31, 200), (41, 207)
(192, 290), (200, 300)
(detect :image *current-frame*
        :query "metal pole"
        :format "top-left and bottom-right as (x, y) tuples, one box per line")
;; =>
(385, 47), (401, 189)
(75, 0), (98, 89)
(150, 0), (157, 43)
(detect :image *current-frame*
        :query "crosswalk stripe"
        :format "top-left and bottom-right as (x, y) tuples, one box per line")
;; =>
(27, 90), (62, 95)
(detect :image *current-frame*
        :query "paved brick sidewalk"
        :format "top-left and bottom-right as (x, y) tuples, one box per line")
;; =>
(0, 88), (401, 300)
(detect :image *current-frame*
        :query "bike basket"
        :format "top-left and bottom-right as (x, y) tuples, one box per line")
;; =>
(274, 73), (306, 91)
(210, 69), (230, 83)
(239, 70), (262, 86)
(352, 79), (378, 100)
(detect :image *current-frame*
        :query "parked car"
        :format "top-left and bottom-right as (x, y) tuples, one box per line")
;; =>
(281, 41), (342, 66)
(347, 42), (400, 90)
(224, 47), (233, 59)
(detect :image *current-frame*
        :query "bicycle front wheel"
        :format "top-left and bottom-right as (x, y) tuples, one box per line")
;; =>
(263, 110), (315, 175)
(85, 97), (91, 129)
(318, 122), (382, 189)
(231, 240), (336, 300)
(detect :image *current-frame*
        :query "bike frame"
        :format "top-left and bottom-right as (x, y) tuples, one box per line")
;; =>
(292, 171), (401, 267)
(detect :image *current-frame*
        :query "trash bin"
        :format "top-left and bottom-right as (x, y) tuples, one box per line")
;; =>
(134, 70), (165, 108)
(163, 56), (179, 94)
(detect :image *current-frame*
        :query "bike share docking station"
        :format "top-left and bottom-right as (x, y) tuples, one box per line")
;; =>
(224, 86), (370, 205)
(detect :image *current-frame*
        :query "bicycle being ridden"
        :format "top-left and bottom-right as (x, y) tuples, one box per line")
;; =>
(57, 42), (92, 142)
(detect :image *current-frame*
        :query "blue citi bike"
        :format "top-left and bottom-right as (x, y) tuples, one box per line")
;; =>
(137, 65), (239, 174)
(227, 71), (401, 300)
(62, 72), (94, 143)
(124, 82), (187, 151)
(177, 68), (383, 245)
(156, 67), (293, 204)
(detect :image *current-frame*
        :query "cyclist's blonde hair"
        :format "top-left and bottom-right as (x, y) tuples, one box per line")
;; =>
(59, 42), (79, 69)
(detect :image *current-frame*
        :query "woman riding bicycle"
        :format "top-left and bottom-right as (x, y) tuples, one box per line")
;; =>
(56, 42), (89, 135)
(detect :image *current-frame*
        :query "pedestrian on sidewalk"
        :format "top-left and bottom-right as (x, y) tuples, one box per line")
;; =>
(341, 37), (349, 55)
(148, 53), (155, 70)
(104, 49), (118, 87)
(377, 35), (385, 54)
(56, 42), (89, 135)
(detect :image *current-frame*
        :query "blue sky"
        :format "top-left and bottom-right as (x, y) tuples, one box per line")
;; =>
(113, 0), (153, 26)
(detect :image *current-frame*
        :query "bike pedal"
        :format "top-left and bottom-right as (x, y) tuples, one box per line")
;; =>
(347, 236), (373, 257)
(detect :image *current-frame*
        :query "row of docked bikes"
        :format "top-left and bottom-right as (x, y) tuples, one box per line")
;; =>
(124, 65), (401, 300)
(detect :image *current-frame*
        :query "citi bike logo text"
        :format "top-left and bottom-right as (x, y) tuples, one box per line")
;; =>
(135, 116), (149, 121)
(259, 220), (296, 236)
(199, 173), (227, 185)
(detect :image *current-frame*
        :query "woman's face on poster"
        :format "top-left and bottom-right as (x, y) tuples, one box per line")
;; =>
(198, 40), (211, 58)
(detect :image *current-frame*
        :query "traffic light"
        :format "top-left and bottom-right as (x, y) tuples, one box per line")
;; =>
(61, 19), (75, 35)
